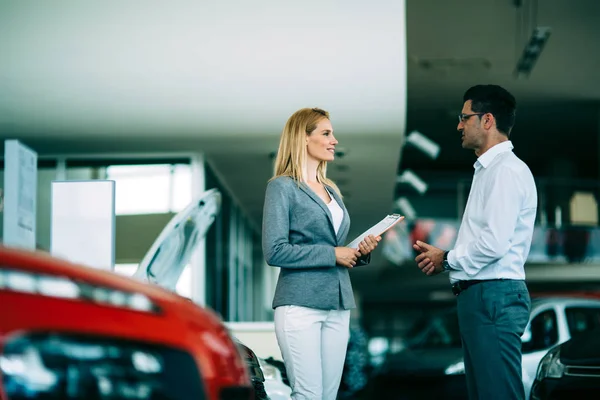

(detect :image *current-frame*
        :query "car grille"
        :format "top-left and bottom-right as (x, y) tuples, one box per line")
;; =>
(565, 365), (600, 377)
(0, 333), (206, 400)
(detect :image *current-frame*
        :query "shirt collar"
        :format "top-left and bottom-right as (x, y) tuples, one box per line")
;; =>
(474, 140), (514, 170)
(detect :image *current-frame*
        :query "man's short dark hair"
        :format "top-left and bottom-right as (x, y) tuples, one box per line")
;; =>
(463, 85), (516, 137)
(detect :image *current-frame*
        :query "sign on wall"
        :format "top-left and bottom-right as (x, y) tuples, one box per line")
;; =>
(50, 180), (115, 270)
(2, 139), (37, 250)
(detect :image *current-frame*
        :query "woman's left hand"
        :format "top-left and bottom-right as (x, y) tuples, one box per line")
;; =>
(358, 234), (381, 256)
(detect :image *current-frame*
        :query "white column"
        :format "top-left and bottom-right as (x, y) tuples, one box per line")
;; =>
(190, 153), (207, 306)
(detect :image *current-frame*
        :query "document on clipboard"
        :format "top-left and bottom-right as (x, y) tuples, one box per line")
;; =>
(346, 214), (404, 249)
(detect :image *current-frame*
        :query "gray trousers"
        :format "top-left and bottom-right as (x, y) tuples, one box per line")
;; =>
(456, 279), (531, 400)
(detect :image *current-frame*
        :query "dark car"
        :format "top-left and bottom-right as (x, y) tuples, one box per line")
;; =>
(235, 341), (269, 400)
(375, 308), (467, 400)
(376, 297), (600, 400)
(530, 328), (600, 400)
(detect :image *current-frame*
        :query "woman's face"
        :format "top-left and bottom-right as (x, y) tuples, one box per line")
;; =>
(306, 118), (338, 163)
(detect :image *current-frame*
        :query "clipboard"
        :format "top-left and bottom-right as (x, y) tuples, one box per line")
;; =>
(346, 214), (404, 249)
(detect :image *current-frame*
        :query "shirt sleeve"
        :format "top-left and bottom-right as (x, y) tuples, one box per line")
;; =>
(262, 179), (337, 268)
(447, 167), (526, 276)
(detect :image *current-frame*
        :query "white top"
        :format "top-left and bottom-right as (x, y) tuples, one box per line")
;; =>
(447, 141), (537, 283)
(325, 188), (344, 234)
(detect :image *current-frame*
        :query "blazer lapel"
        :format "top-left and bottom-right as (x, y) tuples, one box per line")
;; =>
(298, 182), (336, 236)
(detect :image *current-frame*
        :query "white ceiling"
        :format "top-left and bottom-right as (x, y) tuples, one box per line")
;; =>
(0, 0), (408, 236)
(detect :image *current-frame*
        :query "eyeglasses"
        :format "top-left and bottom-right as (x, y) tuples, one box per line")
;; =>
(458, 113), (485, 123)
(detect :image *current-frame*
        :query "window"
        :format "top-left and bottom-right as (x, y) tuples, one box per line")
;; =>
(106, 164), (191, 215)
(565, 307), (600, 337)
(522, 309), (559, 353)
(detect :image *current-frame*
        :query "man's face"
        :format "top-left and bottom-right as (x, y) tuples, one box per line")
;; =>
(457, 100), (485, 151)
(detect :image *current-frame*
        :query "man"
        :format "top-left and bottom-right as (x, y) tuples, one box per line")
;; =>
(413, 84), (537, 400)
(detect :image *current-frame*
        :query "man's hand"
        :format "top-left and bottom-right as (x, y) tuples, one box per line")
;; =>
(413, 240), (445, 276)
(335, 247), (361, 268)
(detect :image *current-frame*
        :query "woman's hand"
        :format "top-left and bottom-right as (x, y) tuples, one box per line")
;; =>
(358, 235), (381, 256)
(335, 247), (361, 268)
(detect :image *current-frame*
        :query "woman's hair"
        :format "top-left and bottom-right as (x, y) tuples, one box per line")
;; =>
(272, 107), (341, 196)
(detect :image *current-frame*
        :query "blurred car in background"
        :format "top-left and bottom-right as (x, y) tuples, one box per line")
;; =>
(235, 341), (269, 400)
(377, 307), (465, 399)
(519, 297), (600, 397)
(530, 327), (600, 399)
(259, 358), (291, 400)
(378, 296), (600, 399)
(262, 357), (289, 388)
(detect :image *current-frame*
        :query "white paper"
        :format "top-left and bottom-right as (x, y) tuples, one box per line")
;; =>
(346, 214), (404, 249)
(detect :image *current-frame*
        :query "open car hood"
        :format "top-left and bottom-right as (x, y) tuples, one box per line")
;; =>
(132, 188), (221, 291)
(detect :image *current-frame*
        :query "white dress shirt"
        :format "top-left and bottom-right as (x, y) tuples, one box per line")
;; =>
(447, 141), (537, 283)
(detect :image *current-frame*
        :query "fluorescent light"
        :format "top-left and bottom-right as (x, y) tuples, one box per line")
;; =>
(406, 131), (440, 159)
(395, 197), (417, 219)
(515, 27), (551, 78)
(396, 170), (428, 195)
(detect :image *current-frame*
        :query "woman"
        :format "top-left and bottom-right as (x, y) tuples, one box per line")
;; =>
(262, 107), (380, 400)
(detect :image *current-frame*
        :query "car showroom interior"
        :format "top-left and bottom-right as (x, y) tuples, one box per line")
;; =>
(1, 1), (600, 399)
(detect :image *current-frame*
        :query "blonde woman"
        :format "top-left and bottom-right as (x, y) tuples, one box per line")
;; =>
(262, 107), (380, 400)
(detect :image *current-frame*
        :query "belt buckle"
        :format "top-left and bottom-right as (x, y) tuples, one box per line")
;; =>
(451, 283), (462, 296)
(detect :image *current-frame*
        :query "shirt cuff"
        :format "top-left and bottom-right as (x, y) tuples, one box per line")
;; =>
(447, 249), (458, 270)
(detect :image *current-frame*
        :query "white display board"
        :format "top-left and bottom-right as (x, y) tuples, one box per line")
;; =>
(2, 139), (37, 249)
(50, 180), (115, 270)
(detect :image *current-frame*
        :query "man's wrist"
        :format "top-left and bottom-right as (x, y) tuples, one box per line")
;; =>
(442, 250), (452, 272)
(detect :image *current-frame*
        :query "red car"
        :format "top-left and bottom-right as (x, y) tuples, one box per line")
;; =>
(0, 189), (252, 400)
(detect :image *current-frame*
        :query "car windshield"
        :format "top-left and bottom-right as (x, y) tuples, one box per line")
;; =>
(565, 306), (600, 337)
(405, 309), (462, 349)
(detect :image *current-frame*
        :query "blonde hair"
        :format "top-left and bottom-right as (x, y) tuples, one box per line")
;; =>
(272, 107), (341, 197)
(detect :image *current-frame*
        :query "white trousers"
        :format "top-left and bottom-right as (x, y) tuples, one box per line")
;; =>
(274, 305), (351, 400)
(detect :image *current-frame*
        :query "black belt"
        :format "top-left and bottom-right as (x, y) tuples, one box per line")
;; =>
(451, 279), (503, 296)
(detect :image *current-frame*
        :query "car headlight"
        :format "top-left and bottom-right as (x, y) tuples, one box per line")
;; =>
(0, 268), (160, 313)
(261, 363), (278, 381)
(445, 360), (465, 375)
(536, 346), (564, 380)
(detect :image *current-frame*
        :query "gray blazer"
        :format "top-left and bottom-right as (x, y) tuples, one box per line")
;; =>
(262, 176), (369, 310)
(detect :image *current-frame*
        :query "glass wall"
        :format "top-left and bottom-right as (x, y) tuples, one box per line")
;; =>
(204, 162), (268, 322)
